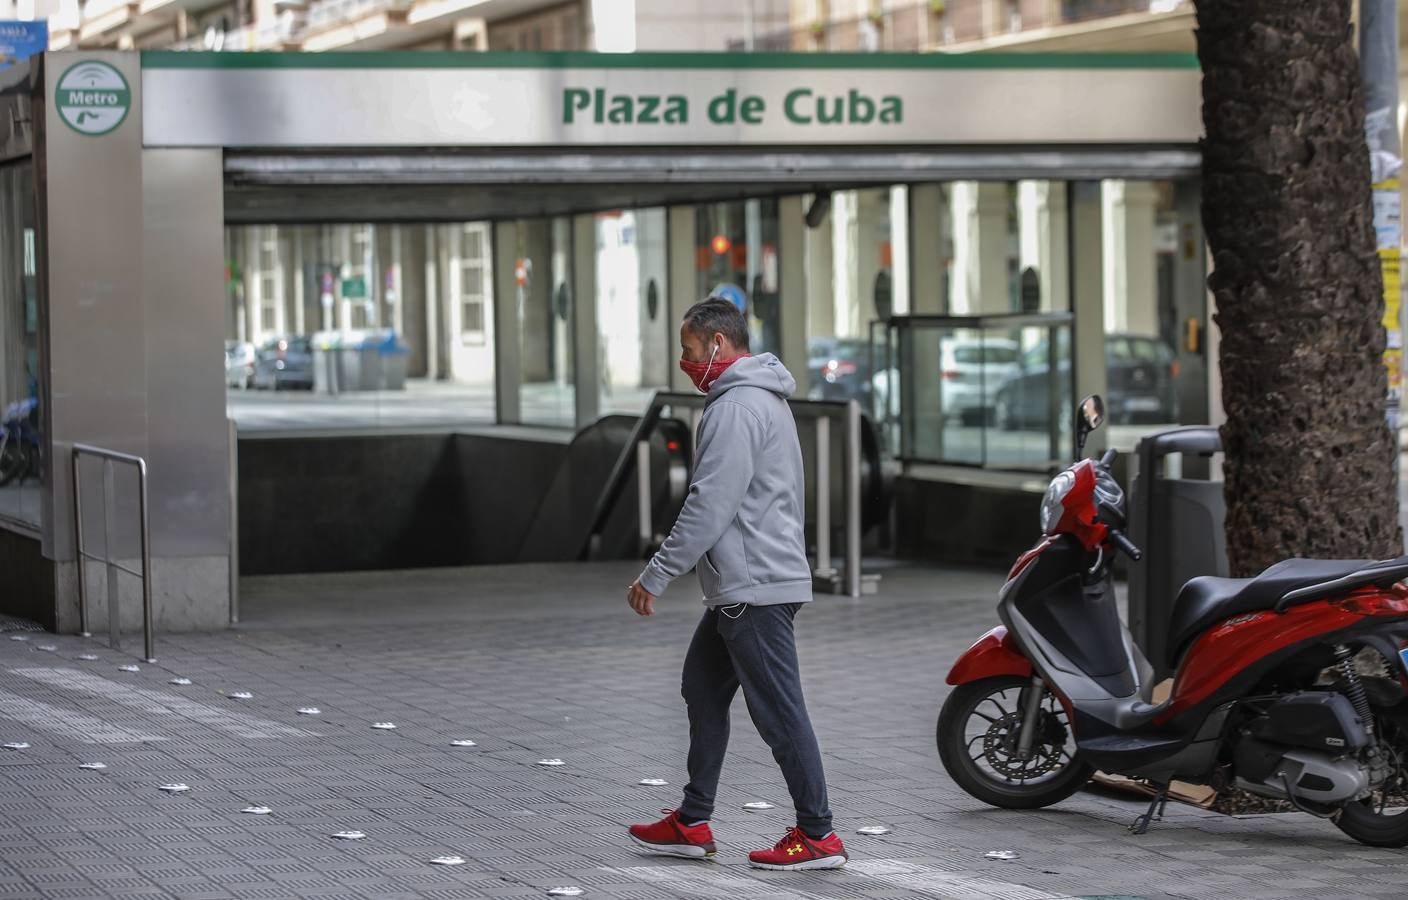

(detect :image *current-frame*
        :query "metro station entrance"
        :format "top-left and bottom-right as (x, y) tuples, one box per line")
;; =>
(1, 50), (1207, 629)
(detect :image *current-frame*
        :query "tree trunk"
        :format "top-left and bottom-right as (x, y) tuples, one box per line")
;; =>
(1197, 0), (1402, 576)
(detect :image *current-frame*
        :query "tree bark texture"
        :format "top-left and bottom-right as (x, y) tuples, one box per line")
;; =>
(1197, 0), (1402, 576)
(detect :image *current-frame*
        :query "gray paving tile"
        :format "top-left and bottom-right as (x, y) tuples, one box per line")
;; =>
(0, 562), (1396, 900)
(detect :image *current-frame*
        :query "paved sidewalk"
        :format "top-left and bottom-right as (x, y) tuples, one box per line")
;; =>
(0, 561), (1404, 900)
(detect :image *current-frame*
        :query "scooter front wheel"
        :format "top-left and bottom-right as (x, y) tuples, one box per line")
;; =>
(938, 674), (1092, 809)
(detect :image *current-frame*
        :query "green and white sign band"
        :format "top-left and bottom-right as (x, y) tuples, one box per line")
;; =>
(139, 54), (1201, 148)
(57, 60), (131, 136)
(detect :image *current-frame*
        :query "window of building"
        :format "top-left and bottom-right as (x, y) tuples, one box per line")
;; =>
(258, 227), (281, 335)
(488, 0), (584, 51)
(459, 225), (489, 344)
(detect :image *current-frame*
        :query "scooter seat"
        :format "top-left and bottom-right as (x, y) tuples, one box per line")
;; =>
(1166, 558), (1372, 671)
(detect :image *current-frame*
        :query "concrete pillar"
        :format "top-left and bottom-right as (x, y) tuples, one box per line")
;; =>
(290, 227), (306, 338)
(426, 225), (443, 381)
(33, 50), (232, 632)
(804, 194), (835, 337)
(889, 185), (910, 316)
(909, 183), (948, 314)
(951, 181), (1011, 314)
(1018, 181), (1069, 313)
(831, 190), (853, 337)
(492, 220), (521, 423)
(518, 219), (552, 384)
(1071, 181), (1108, 454)
(572, 214), (599, 428)
(336, 226), (353, 332)
(667, 205), (696, 393)
(850, 188), (888, 335)
(1102, 179), (1160, 336)
(636, 208), (669, 389)
(242, 229), (260, 343)
(402, 225), (429, 378)
(778, 194), (808, 395)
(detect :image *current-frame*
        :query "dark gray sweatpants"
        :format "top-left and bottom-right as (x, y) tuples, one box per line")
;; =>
(676, 602), (833, 835)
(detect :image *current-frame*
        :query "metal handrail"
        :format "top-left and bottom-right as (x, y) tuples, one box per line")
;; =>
(71, 445), (154, 663)
(582, 391), (867, 598)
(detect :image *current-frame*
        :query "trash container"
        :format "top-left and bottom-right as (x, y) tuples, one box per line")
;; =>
(334, 329), (373, 391)
(372, 330), (409, 391)
(312, 331), (341, 395)
(1127, 426), (1229, 680)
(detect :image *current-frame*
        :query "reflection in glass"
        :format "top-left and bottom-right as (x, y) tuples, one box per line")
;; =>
(516, 217), (575, 428)
(885, 318), (1074, 472)
(597, 209), (670, 417)
(223, 222), (497, 432)
(0, 161), (41, 526)
(696, 199), (781, 356)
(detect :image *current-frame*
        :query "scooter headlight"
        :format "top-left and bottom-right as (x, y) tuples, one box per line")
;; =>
(1040, 469), (1076, 534)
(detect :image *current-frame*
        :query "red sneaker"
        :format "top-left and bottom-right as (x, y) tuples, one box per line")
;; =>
(628, 809), (717, 859)
(748, 827), (848, 870)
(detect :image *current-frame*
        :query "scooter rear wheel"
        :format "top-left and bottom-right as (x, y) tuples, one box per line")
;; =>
(1334, 713), (1408, 848)
(938, 674), (1092, 809)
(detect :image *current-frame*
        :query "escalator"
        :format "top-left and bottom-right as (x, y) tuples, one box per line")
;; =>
(514, 413), (692, 563)
(516, 400), (893, 566)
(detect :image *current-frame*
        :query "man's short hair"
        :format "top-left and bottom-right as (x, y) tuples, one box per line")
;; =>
(683, 298), (751, 351)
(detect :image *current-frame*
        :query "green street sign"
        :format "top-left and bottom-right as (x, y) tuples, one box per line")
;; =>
(56, 61), (131, 136)
(341, 276), (368, 299)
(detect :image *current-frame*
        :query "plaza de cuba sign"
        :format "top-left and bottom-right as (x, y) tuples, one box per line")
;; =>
(140, 56), (1201, 148)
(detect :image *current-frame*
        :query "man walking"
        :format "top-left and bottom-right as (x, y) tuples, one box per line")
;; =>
(625, 298), (846, 871)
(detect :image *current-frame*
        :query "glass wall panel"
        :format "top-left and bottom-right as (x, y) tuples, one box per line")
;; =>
(695, 199), (781, 356)
(886, 318), (1073, 472)
(876, 177), (1206, 470)
(597, 208), (670, 417)
(0, 161), (40, 526)
(223, 222), (496, 432)
(516, 216), (575, 428)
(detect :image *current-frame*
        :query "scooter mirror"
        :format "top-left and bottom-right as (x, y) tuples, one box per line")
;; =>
(1076, 395), (1105, 453)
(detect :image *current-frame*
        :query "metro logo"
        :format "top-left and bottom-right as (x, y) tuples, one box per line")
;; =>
(65, 90), (124, 106)
(56, 61), (131, 136)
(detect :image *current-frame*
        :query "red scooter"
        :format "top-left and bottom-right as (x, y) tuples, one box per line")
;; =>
(938, 395), (1408, 846)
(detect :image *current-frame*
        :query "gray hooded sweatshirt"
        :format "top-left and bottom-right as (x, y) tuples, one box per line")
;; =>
(637, 353), (813, 607)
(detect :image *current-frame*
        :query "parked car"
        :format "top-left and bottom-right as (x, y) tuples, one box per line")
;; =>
(938, 338), (1021, 424)
(253, 336), (314, 391)
(225, 341), (256, 390)
(806, 337), (873, 404)
(868, 337), (1021, 425)
(991, 332), (1179, 430)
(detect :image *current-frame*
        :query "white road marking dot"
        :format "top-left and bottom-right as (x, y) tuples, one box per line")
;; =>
(158, 783), (190, 794)
(450, 739), (477, 747)
(429, 856), (465, 866)
(742, 801), (774, 811)
(242, 806), (272, 815)
(536, 758), (565, 767)
(331, 831), (366, 840)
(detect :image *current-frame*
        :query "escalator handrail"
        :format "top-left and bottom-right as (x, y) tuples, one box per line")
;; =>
(578, 395), (666, 561)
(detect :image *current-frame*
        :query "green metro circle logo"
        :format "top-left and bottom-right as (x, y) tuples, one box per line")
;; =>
(56, 60), (130, 136)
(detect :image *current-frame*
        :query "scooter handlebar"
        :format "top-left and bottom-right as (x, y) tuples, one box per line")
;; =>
(1108, 529), (1143, 562)
(1099, 448), (1118, 469)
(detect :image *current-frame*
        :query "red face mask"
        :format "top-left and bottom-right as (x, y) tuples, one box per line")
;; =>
(680, 343), (747, 393)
